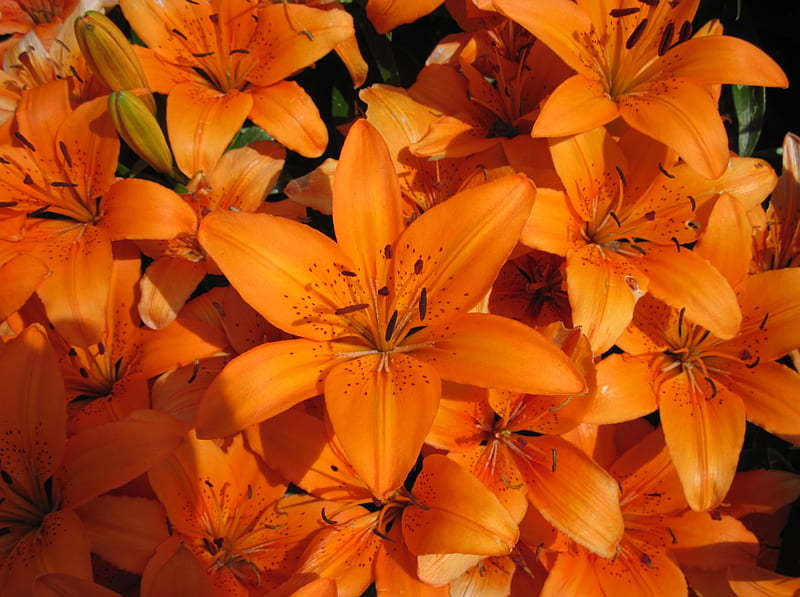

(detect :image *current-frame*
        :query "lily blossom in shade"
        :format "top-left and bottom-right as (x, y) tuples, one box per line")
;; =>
(540, 426), (759, 597)
(145, 431), (339, 595)
(604, 194), (800, 511)
(120, 0), (354, 159)
(520, 125), (778, 353)
(0, 324), (186, 597)
(492, 0), (788, 179)
(197, 119), (586, 498)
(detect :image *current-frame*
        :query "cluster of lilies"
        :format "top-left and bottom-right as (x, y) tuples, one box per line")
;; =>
(1, 0), (799, 595)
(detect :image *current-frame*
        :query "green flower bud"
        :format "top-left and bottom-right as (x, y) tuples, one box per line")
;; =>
(109, 90), (174, 175)
(75, 11), (156, 113)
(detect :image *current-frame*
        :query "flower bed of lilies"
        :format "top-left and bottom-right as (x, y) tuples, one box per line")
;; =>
(1, 0), (799, 595)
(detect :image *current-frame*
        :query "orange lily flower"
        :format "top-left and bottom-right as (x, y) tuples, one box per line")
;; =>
(0, 0), (82, 59)
(520, 125), (778, 353)
(253, 409), (518, 597)
(408, 27), (570, 162)
(540, 426), (759, 597)
(492, 0), (788, 179)
(751, 132), (800, 272)
(0, 79), (120, 347)
(120, 0), (354, 158)
(600, 194), (800, 510)
(0, 324), (186, 596)
(197, 119), (585, 497)
(145, 431), (337, 595)
(489, 250), (572, 329)
(104, 138), (288, 330)
(427, 358), (624, 561)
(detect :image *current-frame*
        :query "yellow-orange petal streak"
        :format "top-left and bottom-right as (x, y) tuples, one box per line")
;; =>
(325, 352), (441, 498)
(659, 374), (746, 511)
(195, 338), (342, 439)
(402, 454), (519, 556)
(333, 119), (404, 281)
(199, 209), (357, 340)
(412, 313), (586, 396)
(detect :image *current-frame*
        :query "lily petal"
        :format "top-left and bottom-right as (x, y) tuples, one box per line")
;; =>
(195, 338), (344, 439)
(325, 353), (441, 498)
(199, 209), (357, 340)
(659, 373), (746, 511)
(413, 313), (586, 395)
(585, 353), (658, 424)
(619, 78), (729, 180)
(402, 454), (519, 556)
(533, 76), (620, 138)
(248, 81), (329, 158)
(138, 257), (207, 330)
(333, 119), (404, 281)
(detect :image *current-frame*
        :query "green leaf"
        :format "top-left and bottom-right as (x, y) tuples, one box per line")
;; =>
(731, 84), (766, 157)
(228, 125), (273, 150)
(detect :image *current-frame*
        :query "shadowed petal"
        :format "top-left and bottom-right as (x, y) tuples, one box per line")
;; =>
(138, 257), (207, 330)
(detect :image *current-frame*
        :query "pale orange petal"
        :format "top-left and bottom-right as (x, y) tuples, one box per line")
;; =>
(665, 36), (788, 88)
(390, 174), (536, 327)
(584, 353), (658, 424)
(199, 209), (357, 340)
(492, 0), (596, 77)
(374, 527), (450, 596)
(718, 360), (800, 446)
(514, 436), (624, 558)
(659, 374), (746, 511)
(138, 257), (207, 330)
(207, 140), (286, 212)
(565, 244), (648, 354)
(101, 179), (198, 241)
(638, 243), (742, 340)
(325, 353), (441, 498)
(694, 193), (753, 288)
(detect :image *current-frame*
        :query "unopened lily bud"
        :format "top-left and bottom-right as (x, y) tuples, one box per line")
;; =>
(75, 11), (156, 113)
(109, 90), (174, 175)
